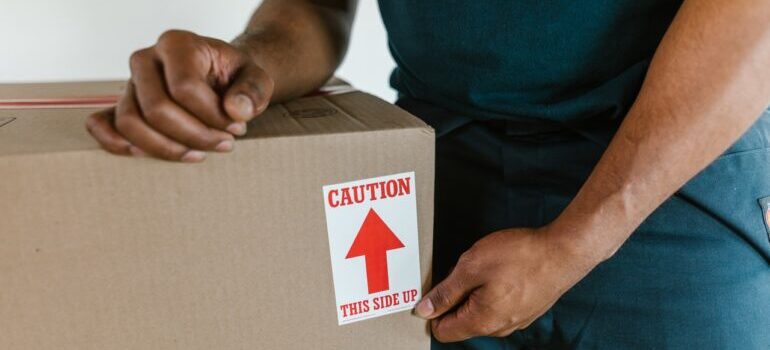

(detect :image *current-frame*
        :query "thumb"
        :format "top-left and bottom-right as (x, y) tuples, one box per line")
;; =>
(415, 264), (479, 320)
(224, 63), (275, 122)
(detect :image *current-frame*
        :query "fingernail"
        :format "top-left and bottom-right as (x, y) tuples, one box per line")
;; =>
(215, 140), (234, 152)
(234, 94), (254, 118)
(226, 122), (247, 136)
(181, 150), (206, 163)
(129, 146), (147, 157)
(414, 298), (434, 319)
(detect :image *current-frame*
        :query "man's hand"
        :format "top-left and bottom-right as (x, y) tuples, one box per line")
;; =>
(85, 0), (356, 162)
(416, 0), (770, 343)
(86, 30), (274, 162)
(415, 227), (596, 343)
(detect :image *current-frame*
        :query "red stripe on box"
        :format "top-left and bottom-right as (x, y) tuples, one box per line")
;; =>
(0, 95), (120, 109)
(0, 85), (355, 110)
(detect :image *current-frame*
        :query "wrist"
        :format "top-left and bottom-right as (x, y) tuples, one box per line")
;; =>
(231, 29), (334, 103)
(542, 211), (622, 269)
(544, 173), (648, 265)
(232, 30), (276, 74)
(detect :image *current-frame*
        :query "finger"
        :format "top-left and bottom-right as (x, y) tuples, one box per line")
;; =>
(154, 31), (247, 135)
(130, 48), (235, 152)
(86, 107), (132, 155)
(415, 257), (482, 320)
(115, 83), (205, 162)
(432, 290), (497, 343)
(223, 62), (274, 122)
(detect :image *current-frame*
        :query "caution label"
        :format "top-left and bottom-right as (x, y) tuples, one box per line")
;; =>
(322, 172), (422, 325)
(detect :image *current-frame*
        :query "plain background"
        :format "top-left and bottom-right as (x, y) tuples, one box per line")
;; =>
(0, 0), (397, 100)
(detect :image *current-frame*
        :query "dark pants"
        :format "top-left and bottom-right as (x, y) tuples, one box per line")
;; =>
(398, 97), (770, 349)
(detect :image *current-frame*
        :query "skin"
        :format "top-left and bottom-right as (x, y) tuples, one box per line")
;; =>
(86, 0), (770, 343)
(415, 0), (770, 342)
(86, 0), (356, 162)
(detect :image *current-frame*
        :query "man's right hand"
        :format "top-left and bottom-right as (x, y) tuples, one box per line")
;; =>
(86, 29), (275, 162)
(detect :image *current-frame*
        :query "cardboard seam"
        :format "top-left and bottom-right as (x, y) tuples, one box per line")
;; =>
(0, 127), (434, 159)
(0, 116), (16, 128)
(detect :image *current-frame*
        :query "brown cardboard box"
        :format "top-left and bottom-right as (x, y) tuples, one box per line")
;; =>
(0, 81), (434, 349)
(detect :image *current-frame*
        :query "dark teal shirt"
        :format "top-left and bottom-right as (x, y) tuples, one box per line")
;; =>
(378, 1), (683, 123)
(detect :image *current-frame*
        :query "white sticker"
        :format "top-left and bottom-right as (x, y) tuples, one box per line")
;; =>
(322, 172), (422, 325)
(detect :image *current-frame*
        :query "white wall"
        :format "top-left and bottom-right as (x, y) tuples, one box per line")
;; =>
(0, 0), (396, 101)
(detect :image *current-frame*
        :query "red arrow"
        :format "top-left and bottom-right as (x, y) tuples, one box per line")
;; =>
(346, 208), (405, 294)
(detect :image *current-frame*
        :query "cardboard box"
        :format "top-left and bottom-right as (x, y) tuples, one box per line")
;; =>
(0, 81), (434, 349)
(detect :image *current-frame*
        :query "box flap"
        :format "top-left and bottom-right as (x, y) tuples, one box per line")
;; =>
(0, 82), (431, 157)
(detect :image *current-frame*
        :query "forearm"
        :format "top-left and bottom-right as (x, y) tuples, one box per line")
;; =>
(550, 0), (770, 263)
(233, 0), (356, 102)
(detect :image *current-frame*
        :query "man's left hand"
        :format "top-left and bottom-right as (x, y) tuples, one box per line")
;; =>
(414, 227), (599, 342)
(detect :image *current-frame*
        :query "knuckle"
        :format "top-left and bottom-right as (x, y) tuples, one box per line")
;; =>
(143, 101), (174, 124)
(494, 318), (512, 333)
(168, 79), (200, 102)
(487, 281), (514, 299)
(457, 250), (481, 276)
(103, 142), (127, 155)
(504, 314), (523, 330)
(158, 29), (191, 45)
(472, 321), (497, 336)
(128, 48), (152, 71)
(191, 130), (221, 149)
(518, 318), (535, 330)
(113, 112), (134, 134)
(429, 287), (453, 309)
(158, 144), (185, 161)
(491, 328), (515, 338)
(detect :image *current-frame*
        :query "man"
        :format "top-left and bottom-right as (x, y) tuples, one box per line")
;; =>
(86, 0), (770, 348)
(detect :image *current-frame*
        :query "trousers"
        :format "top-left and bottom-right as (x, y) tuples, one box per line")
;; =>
(396, 97), (770, 349)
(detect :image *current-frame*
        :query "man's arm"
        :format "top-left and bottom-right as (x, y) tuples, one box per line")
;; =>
(415, 0), (770, 342)
(234, 0), (357, 102)
(86, 0), (357, 162)
(551, 0), (770, 263)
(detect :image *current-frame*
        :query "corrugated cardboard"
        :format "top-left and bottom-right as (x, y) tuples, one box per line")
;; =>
(0, 81), (434, 349)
